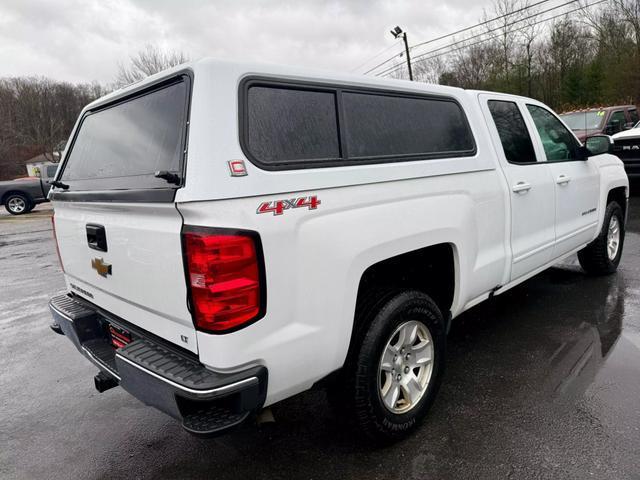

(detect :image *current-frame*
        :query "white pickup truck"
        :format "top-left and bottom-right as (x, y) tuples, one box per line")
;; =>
(48, 59), (628, 443)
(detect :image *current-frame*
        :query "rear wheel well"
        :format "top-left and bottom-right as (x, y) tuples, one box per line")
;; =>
(607, 187), (627, 220)
(347, 244), (455, 356)
(2, 190), (32, 205)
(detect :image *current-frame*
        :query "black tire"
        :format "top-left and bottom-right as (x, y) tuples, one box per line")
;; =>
(578, 201), (625, 275)
(4, 193), (30, 215)
(333, 290), (446, 443)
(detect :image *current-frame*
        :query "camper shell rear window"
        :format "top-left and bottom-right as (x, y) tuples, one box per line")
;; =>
(57, 75), (191, 197)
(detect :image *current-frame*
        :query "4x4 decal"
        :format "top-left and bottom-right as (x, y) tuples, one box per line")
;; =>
(257, 196), (321, 216)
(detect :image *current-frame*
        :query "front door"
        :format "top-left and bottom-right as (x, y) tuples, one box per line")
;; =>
(525, 104), (600, 257)
(481, 95), (556, 281)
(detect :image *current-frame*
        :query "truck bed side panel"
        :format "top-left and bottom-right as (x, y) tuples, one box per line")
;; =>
(179, 170), (507, 405)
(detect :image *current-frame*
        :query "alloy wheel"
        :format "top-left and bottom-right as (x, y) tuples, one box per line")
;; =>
(7, 197), (26, 214)
(378, 320), (434, 414)
(607, 215), (620, 261)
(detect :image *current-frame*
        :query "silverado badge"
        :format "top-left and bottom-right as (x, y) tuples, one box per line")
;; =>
(91, 258), (112, 277)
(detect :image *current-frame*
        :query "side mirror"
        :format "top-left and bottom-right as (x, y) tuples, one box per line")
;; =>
(585, 134), (614, 156)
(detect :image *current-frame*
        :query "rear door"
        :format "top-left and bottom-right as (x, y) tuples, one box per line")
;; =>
(51, 75), (197, 353)
(524, 103), (600, 257)
(481, 95), (556, 281)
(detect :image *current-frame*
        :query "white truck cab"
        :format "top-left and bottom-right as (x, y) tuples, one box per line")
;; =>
(48, 58), (628, 442)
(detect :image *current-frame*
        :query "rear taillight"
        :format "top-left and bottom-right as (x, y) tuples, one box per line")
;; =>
(51, 213), (64, 272)
(183, 228), (265, 333)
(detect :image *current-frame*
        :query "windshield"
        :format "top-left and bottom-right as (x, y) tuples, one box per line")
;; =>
(60, 78), (189, 191)
(559, 111), (605, 131)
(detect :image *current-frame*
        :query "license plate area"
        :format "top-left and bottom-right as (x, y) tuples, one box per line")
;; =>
(108, 324), (133, 349)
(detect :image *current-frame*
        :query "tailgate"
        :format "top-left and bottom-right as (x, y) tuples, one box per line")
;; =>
(50, 73), (196, 352)
(53, 201), (196, 353)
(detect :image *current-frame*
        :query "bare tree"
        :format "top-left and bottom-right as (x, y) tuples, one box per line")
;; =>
(611, 0), (640, 101)
(0, 78), (104, 179)
(434, 0), (638, 108)
(483, 0), (525, 86)
(115, 45), (189, 87)
(440, 42), (499, 89)
(614, 0), (640, 52)
(413, 56), (447, 84)
(517, 1), (542, 96)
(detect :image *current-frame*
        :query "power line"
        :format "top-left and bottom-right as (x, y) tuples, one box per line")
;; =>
(410, 0), (554, 50)
(376, 0), (607, 78)
(350, 42), (405, 73)
(374, 0), (582, 77)
(363, 0), (555, 75)
(362, 45), (410, 75)
(382, 0), (609, 77)
(415, 0), (581, 58)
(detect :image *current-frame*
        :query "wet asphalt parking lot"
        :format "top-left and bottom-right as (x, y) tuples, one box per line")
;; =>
(1, 195), (640, 480)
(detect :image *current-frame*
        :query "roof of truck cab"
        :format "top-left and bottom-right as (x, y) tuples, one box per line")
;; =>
(83, 57), (471, 111)
(466, 89), (548, 105)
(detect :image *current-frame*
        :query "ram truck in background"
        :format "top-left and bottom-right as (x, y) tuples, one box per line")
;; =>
(47, 59), (629, 443)
(560, 105), (639, 142)
(0, 164), (58, 214)
(612, 121), (640, 178)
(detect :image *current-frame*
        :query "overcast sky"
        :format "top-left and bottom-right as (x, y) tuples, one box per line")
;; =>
(0, 0), (487, 84)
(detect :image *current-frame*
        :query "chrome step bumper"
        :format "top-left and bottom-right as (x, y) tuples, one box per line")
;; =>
(49, 293), (268, 436)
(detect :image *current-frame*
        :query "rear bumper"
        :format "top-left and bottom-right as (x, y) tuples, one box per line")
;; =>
(49, 293), (268, 436)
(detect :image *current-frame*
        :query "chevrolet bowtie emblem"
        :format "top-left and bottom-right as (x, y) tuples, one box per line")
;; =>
(91, 258), (112, 277)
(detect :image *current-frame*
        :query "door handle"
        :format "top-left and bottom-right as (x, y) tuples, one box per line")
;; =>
(512, 181), (532, 193)
(86, 224), (108, 252)
(556, 174), (571, 185)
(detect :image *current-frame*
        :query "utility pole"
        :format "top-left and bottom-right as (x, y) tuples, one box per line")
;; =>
(390, 26), (413, 81)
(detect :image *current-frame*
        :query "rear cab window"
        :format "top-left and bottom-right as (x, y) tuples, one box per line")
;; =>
(240, 78), (476, 170)
(57, 75), (190, 198)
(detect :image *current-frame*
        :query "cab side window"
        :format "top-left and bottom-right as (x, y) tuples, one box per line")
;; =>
(526, 105), (579, 162)
(629, 109), (639, 125)
(488, 100), (537, 164)
(46, 165), (58, 178)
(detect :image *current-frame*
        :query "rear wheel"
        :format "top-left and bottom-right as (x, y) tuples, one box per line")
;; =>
(578, 201), (625, 275)
(4, 193), (30, 215)
(332, 290), (446, 443)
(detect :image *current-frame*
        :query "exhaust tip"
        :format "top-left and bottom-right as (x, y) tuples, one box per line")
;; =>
(94, 371), (118, 393)
(256, 407), (275, 425)
(50, 323), (64, 335)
